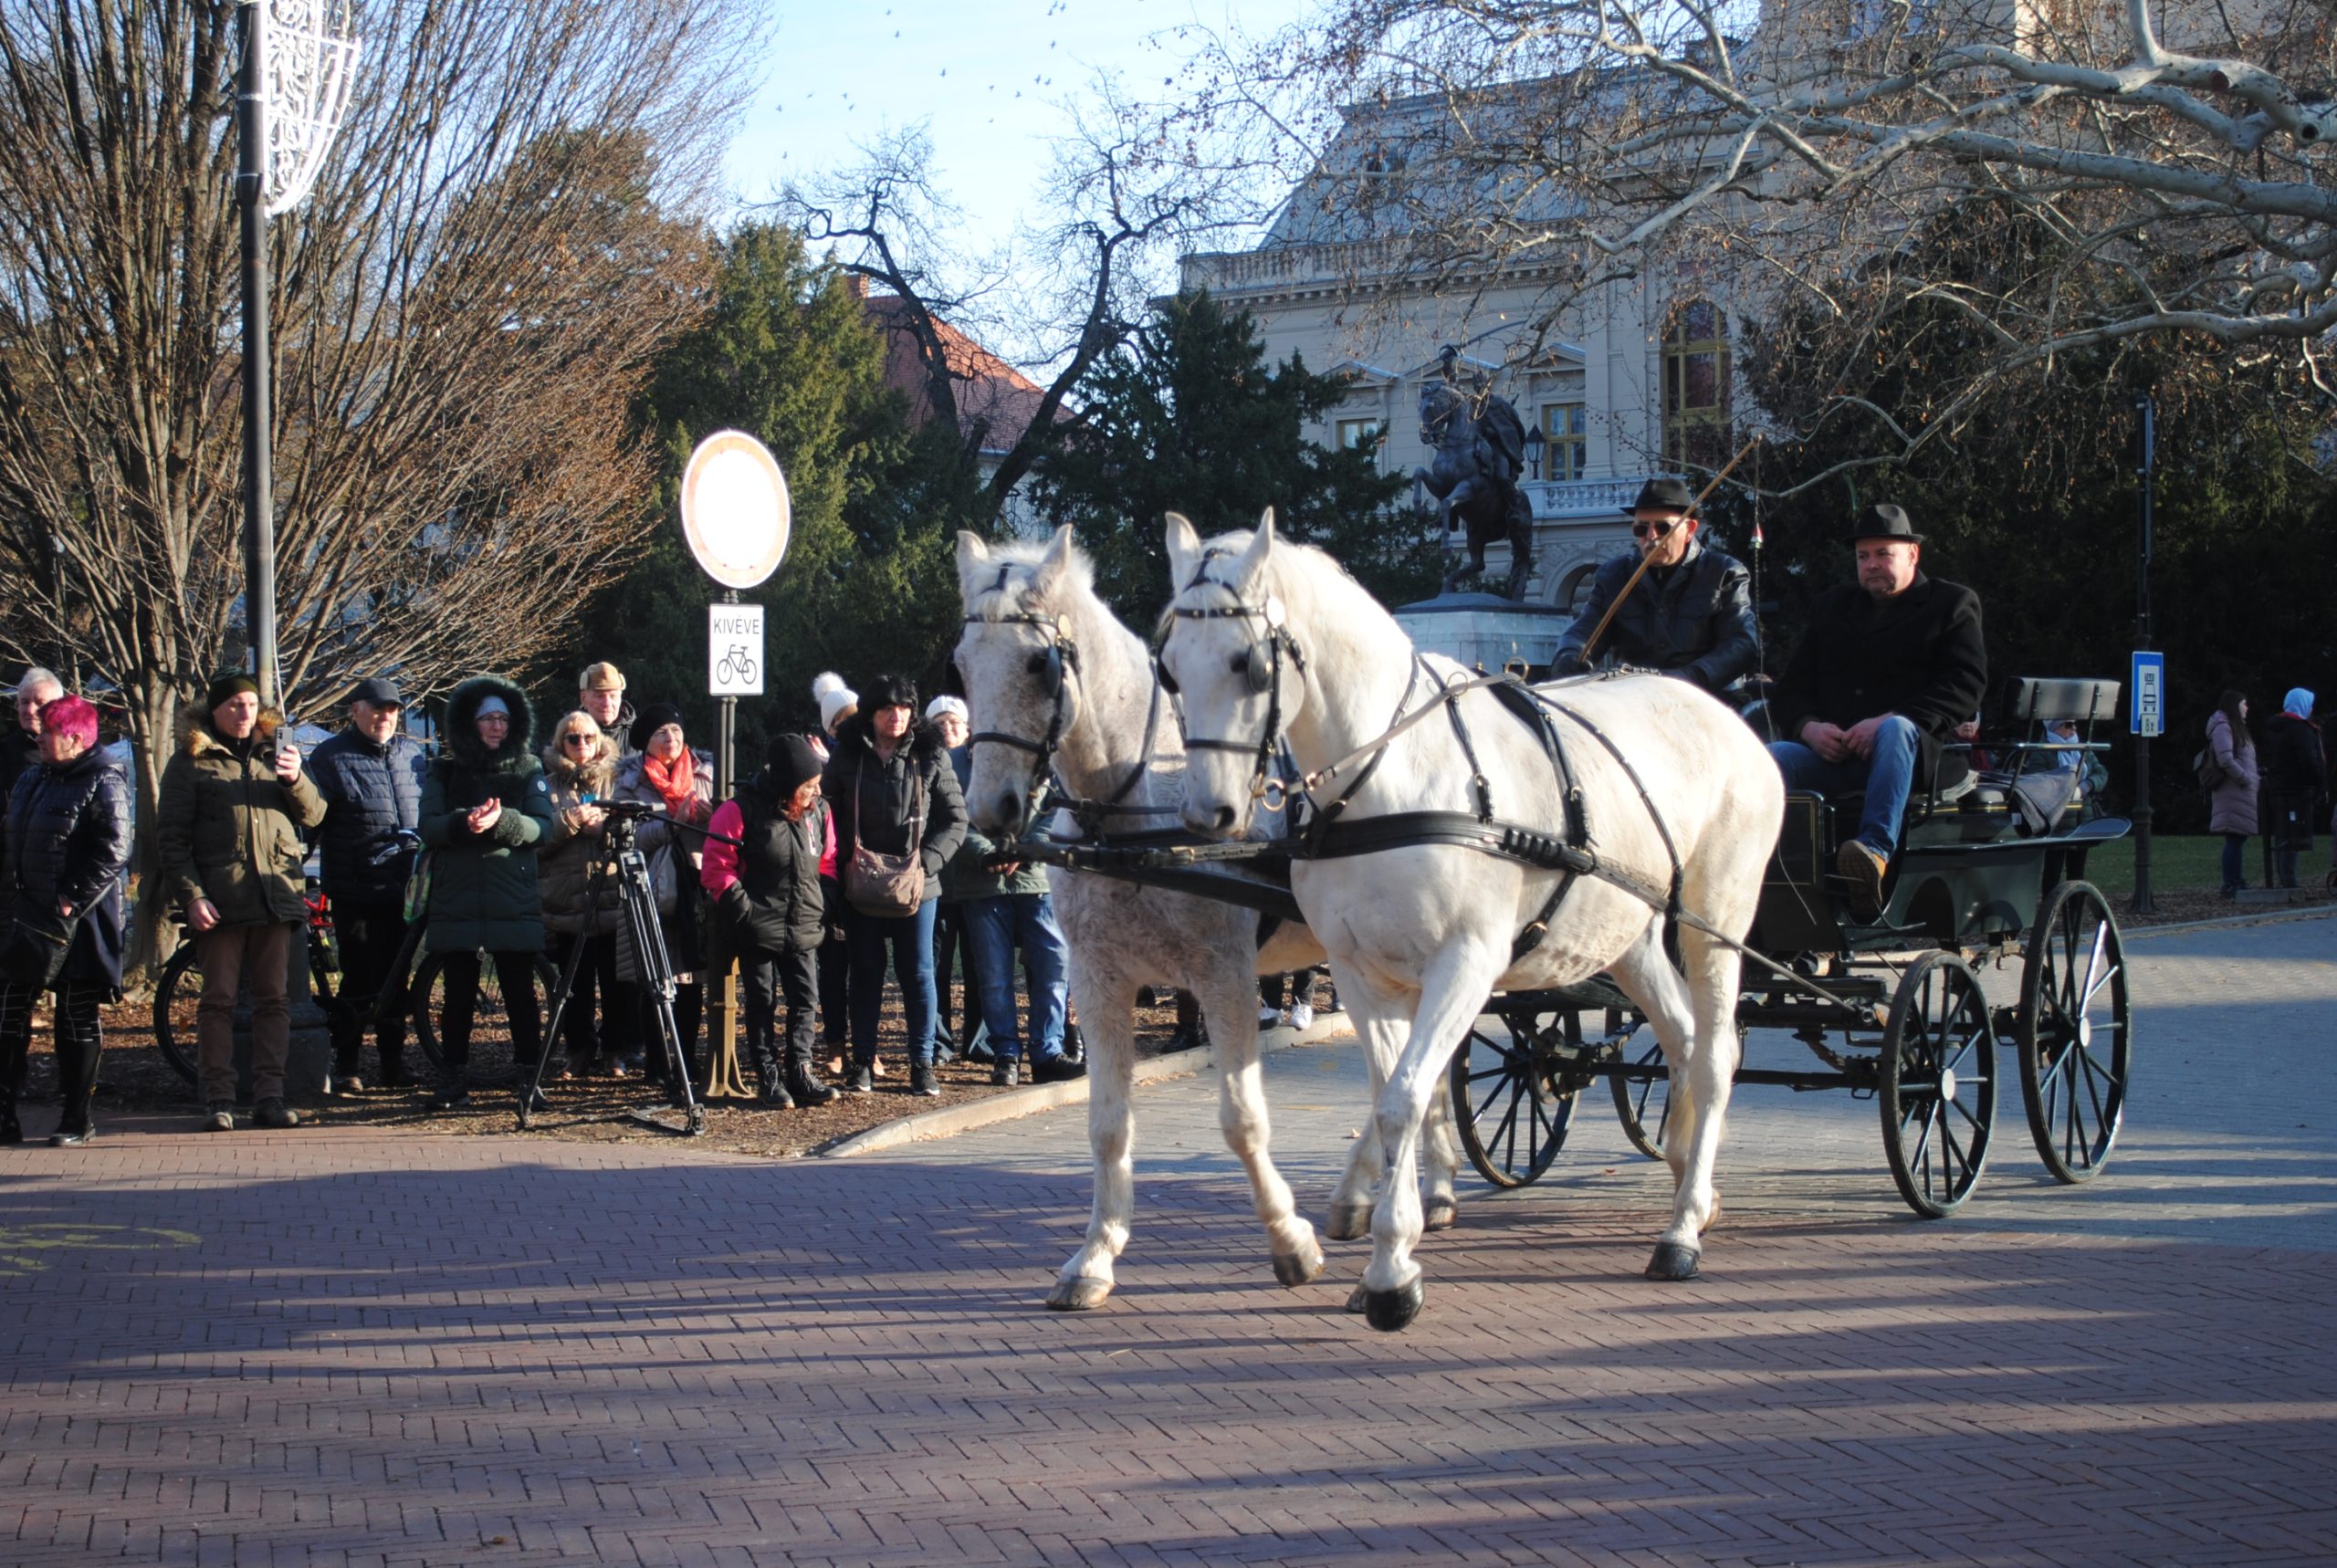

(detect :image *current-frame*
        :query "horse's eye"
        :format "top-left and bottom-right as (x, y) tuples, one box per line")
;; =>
(1230, 653), (1250, 675)
(1028, 652), (1053, 676)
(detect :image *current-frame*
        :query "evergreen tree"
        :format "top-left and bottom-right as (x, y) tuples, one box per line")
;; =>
(1029, 290), (1427, 625)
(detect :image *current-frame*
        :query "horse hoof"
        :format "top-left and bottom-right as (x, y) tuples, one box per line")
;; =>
(1046, 1276), (1114, 1311)
(1422, 1198), (1458, 1232)
(1273, 1241), (1326, 1288)
(1325, 1202), (1373, 1241)
(1363, 1280), (1426, 1333)
(1344, 1282), (1369, 1314)
(1644, 1241), (1701, 1281)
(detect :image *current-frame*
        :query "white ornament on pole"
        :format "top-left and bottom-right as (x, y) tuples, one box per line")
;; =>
(257, 0), (362, 218)
(679, 431), (791, 591)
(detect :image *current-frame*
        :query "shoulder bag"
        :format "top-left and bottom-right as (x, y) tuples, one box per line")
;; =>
(2193, 746), (2227, 792)
(844, 756), (927, 918)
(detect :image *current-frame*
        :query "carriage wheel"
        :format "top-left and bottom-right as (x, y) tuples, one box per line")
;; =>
(1605, 1012), (1670, 1162)
(1448, 1012), (1578, 1187)
(1878, 951), (1996, 1218)
(2016, 880), (2131, 1184)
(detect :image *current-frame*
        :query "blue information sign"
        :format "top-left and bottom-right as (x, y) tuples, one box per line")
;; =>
(2130, 651), (2164, 737)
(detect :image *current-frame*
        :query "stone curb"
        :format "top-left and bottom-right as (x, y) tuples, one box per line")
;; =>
(2126, 903), (2337, 940)
(816, 1010), (1357, 1157)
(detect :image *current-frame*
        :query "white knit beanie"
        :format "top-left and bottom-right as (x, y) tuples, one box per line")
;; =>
(812, 672), (859, 735)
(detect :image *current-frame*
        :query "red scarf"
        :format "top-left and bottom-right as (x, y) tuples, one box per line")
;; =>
(643, 749), (704, 821)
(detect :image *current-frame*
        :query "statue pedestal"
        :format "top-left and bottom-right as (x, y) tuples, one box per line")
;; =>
(1393, 593), (1569, 674)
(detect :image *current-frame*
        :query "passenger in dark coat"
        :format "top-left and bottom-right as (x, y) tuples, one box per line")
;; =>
(2262, 688), (2326, 890)
(1552, 480), (1758, 695)
(0, 695), (130, 1145)
(416, 674), (553, 1108)
(820, 674), (968, 1097)
(702, 734), (839, 1109)
(1767, 506), (1987, 915)
(308, 677), (428, 1090)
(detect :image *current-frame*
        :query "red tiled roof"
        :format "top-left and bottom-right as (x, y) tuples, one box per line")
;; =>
(859, 288), (1054, 456)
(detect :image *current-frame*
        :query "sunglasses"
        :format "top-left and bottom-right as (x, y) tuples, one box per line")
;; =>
(1630, 518), (1682, 541)
(562, 733), (594, 746)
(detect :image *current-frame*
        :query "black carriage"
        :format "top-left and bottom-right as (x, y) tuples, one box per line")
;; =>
(1449, 675), (2133, 1218)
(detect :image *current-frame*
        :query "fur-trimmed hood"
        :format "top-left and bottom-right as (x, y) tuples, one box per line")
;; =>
(834, 710), (948, 767)
(178, 702), (287, 758)
(541, 727), (619, 797)
(443, 674), (536, 773)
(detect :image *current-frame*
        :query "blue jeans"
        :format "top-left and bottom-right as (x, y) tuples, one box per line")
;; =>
(846, 899), (938, 1068)
(1768, 716), (1922, 854)
(964, 892), (1068, 1063)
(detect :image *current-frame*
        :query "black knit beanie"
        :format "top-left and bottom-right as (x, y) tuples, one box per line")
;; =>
(630, 702), (685, 752)
(764, 733), (824, 798)
(206, 674), (259, 711)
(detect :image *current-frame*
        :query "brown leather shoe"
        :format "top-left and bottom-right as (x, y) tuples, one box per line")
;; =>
(1837, 838), (1889, 918)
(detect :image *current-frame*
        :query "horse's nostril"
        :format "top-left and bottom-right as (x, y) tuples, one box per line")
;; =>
(1210, 805), (1236, 832)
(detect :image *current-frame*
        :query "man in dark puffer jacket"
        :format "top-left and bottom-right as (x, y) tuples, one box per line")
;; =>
(308, 677), (429, 1092)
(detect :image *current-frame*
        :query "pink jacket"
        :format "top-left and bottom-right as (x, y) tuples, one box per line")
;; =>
(702, 798), (840, 894)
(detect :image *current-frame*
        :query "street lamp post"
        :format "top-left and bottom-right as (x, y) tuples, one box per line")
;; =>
(2132, 394), (2157, 915)
(236, 0), (360, 704)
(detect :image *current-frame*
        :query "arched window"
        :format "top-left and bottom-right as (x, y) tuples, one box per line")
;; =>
(1556, 562), (1601, 615)
(1662, 299), (1733, 475)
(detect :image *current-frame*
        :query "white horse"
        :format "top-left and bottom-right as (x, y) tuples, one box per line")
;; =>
(954, 526), (1461, 1311)
(1157, 514), (1785, 1331)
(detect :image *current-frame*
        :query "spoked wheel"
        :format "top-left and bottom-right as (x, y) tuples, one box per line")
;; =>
(1605, 1011), (1670, 1162)
(410, 952), (560, 1086)
(1449, 1011), (1579, 1187)
(2016, 880), (2131, 1183)
(1879, 951), (1997, 1218)
(152, 942), (203, 1089)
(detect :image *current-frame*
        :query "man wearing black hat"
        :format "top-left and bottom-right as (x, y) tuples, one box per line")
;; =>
(1767, 505), (1987, 914)
(309, 677), (430, 1091)
(1550, 477), (1758, 695)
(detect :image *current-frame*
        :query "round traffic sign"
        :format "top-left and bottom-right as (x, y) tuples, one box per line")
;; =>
(679, 431), (791, 591)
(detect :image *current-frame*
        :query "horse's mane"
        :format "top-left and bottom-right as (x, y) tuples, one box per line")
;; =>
(966, 533), (1098, 617)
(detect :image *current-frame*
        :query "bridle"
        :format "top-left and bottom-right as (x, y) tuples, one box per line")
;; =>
(962, 563), (1168, 835)
(1156, 548), (1310, 814)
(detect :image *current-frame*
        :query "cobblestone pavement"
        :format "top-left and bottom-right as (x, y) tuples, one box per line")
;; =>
(4, 915), (2334, 1565)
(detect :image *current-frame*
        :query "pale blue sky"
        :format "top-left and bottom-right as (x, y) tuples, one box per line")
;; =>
(724, 1), (1314, 267)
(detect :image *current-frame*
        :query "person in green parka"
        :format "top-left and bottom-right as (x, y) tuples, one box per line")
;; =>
(417, 674), (555, 1108)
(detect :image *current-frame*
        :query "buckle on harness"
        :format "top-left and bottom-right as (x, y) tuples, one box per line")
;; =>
(1256, 777), (1288, 813)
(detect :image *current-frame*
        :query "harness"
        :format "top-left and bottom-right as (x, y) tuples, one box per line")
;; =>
(963, 561), (1172, 835)
(1155, 558), (1679, 967)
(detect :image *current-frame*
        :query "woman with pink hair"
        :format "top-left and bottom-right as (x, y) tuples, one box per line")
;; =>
(0, 694), (131, 1145)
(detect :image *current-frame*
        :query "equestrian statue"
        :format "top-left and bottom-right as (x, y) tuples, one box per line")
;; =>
(1413, 350), (1535, 601)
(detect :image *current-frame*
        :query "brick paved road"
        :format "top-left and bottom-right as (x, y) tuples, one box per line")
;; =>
(5, 915), (2334, 1565)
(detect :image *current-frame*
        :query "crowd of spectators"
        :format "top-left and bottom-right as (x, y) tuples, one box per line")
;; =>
(0, 658), (1083, 1145)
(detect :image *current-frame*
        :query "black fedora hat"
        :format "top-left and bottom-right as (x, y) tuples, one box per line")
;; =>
(1850, 503), (1923, 543)
(1621, 476), (1698, 516)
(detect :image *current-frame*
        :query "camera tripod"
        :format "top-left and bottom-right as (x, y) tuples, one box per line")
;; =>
(519, 802), (732, 1136)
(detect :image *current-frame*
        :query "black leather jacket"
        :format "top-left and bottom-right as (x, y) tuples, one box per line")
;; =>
(1554, 540), (1759, 695)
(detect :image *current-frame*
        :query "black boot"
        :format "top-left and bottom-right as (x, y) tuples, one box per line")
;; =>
(424, 1065), (469, 1111)
(786, 1037), (838, 1107)
(750, 1035), (792, 1109)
